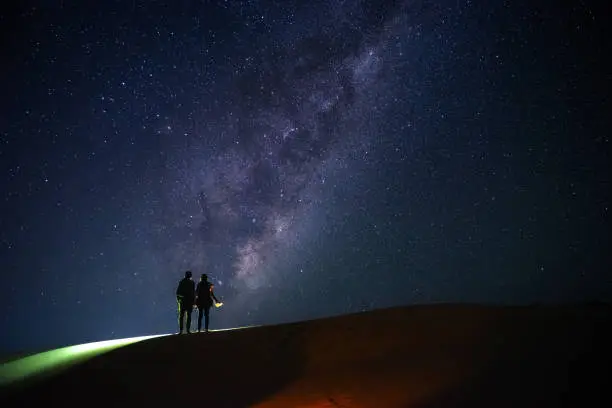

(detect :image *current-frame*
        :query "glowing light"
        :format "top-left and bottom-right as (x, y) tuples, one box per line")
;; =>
(0, 334), (167, 386)
(0, 326), (258, 386)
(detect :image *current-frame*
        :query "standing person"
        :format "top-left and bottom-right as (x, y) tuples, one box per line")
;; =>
(195, 273), (220, 333)
(176, 270), (195, 334)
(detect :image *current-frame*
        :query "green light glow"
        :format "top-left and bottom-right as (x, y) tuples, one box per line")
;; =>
(0, 326), (257, 387)
(0, 334), (167, 386)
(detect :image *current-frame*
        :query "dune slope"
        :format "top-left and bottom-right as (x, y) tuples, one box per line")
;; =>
(1, 303), (609, 407)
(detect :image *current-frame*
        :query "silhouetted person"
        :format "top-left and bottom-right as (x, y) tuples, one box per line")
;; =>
(176, 270), (195, 334)
(196, 273), (220, 333)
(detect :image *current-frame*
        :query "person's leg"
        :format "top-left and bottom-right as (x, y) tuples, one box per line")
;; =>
(185, 305), (193, 333)
(177, 300), (184, 334)
(197, 306), (204, 332)
(204, 306), (211, 332)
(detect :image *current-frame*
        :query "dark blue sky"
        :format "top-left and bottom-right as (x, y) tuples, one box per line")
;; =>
(1, 0), (610, 353)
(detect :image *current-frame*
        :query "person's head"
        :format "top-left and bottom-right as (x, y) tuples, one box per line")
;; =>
(200, 273), (208, 281)
(185, 270), (192, 279)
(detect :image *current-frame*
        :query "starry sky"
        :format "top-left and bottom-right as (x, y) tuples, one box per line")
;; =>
(1, 0), (610, 353)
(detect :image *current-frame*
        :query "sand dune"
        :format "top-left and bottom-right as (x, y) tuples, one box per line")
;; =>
(1, 303), (609, 407)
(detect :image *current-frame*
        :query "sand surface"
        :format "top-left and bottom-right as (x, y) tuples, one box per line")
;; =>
(1, 303), (609, 407)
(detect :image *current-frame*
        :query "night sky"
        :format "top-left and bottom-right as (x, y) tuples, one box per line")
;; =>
(1, 0), (610, 353)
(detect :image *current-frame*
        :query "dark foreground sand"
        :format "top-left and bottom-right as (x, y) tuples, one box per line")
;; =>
(1, 303), (610, 407)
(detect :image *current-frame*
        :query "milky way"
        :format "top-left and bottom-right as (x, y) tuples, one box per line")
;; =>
(155, 2), (412, 303)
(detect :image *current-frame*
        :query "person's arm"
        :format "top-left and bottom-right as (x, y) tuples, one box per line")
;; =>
(210, 284), (219, 303)
(176, 281), (182, 299)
